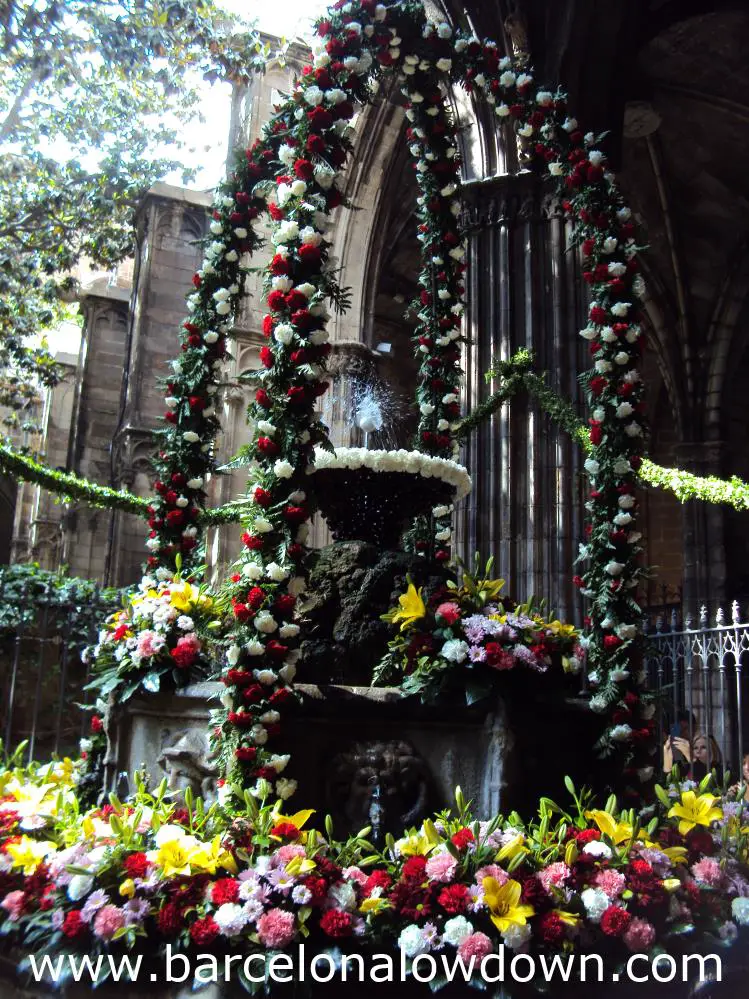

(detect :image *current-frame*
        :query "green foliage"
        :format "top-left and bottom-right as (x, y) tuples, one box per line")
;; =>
(0, 562), (122, 646)
(0, 0), (275, 410)
(0, 441), (151, 515)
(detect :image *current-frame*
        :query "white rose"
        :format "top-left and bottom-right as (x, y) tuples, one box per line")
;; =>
(265, 562), (287, 582)
(254, 669), (277, 685)
(186, 477), (204, 489)
(226, 645), (241, 666)
(610, 724), (633, 742)
(250, 724), (268, 746)
(276, 778), (297, 800)
(274, 460), (294, 479)
(243, 563), (264, 581)
(616, 402), (634, 418)
(605, 561), (625, 576)
(611, 302), (631, 317)
(254, 613), (278, 634)
(584, 459), (600, 476)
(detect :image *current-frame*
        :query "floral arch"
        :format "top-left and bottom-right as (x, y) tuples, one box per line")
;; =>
(140, 0), (651, 796)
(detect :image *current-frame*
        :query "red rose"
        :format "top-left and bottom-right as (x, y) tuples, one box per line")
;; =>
(241, 533), (264, 550)
(604, 635), (623, 650)
(265, 640), (289, 661)
(270, 687), (293, 705)
(242, 684), (264, 704)
(589, 306), (607, 324)
(270, 255), (289, 276)
(275, 593), (296, 616)
(589, 375), (608, 396)
(283, 505), (307, 524)
(90, 715), (104, 734)
(190, 916), (219, 947)
(189, 395), (205, 410)
(255, 389), (271, 408)
(290, 308), (314, 329)
(287, 386), (307, 405)
(192, 274), (201, 288)
(260, 346), (274, 369)
(268, 202), (284, 221)
(307, 107), (333, 131)
(235, 746), (258, 762)
(589, 421), (602, 446)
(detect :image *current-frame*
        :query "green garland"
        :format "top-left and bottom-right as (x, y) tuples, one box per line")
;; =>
(459, 353), (749, 512)
(0, 444), (149, 516)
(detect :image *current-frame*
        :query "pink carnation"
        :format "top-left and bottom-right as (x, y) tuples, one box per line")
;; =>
(274, 844), (306, 866)
(93, 904), (126, 941)
(1, 891), (26, 921)
(475, 864), (508, 885)
(623, 917), (656, 953)
(257, 907), (296, 949)
(426, 852), (458, 883)
(135, 629), (165, 658)
(537, 861), (571, 893)
(691, 858), (724, 888)
(342, 866), (368, 887)
(593, 868), (627, 899)
(458, 931), (494, 963)
(436, 602), (461, 626)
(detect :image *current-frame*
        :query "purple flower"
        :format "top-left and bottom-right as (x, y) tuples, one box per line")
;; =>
(81, 889), (109, 924)
(468, 646), (487, 663)
(123, 898), (150, 925)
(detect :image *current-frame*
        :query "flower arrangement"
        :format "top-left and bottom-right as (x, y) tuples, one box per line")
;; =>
(86, 573), (221, 703)
(0, 756), (747, 991)
(308, 447), (472, 498)
(376, 557), (582, 705)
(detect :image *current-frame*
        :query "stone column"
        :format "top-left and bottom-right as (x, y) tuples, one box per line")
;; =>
(672, 441), (727, 612)
(455, 172), (588, 621)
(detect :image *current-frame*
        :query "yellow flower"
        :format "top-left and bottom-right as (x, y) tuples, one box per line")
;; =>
(395, 819), (440, 857)
(360, 896), (391, 915)
(482, 877), (534, 934)
(119, 879), (136, 899)
(496, 833), (528, 864)
(153, 838), (194, 877)
(188, 835), (238, 876)
(662, 846), (688, 865)
(547, 620), (577, 639)
(285, 855), (316, 877)
(554, 909), (581, 929)
(6, 836), (57, 875)
(662, 878), (681, 893)
(389, 582), (426, 632)
(585, 810), (635, 846)
(668, 791), (723, 836)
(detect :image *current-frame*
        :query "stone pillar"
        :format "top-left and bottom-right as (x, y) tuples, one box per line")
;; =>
(455, 172), (588, 622)
(673, 441), (727, 612)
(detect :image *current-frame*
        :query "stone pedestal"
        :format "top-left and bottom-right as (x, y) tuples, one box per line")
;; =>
(110, 676), (607, 830)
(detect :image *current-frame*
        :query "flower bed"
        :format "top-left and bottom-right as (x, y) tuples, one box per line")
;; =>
(0, 760), (747, 994)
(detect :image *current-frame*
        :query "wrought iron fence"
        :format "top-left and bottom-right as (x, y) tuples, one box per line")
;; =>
(644, 602), (749, 779)
(0, 565), (119, 762)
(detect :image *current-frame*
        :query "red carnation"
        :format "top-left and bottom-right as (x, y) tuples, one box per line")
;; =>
(306, 135), (326, 155)
(211, 879), (240, 905)
(600, 906), (632, 937)
(235, 746), (258, 762)
(364, 870), (391, 896)
(589, 421), (603, 446)
(294, 159), (314, 180)
(299, 244), (322, 265)
(91, 715), (104, 734)
(320, 909), (354, 938)
(260, 346), (274, 369)
(190, 916), (219, 947)
(62, 910), (87, 940)
(255, 389), (271, 408)
(241, 533), (264, 550)
(604, 635), (623, 650)
(589, 376), (608, 397)
(307, 107), (333, 131)
(402, 856), (427, 884)
(451, 827), (475, 851)
(157, 901), (183, 937)
(270, 255), (290, 276)
(265, 640), (289, 661)
(242, 684), (264, 704)
(283, 505), (307, 524)
(256, 436), (279, 456)
(268, 203), (284, 221)
(247, 586), (266, 610)
(271, 822), (300, 840)
(285, 289), (308, 312)
(287, 386), (307, 405)
(270, 687), (293, 705)
(574, 828), (601, 847)
(123, 852), (149, 879)
(438, 884), (469, 914)
(267, 290), (287, 311)
(275, 593), (296, 616)
(538, 910), (566, 945)
(290, 308), (314, 329)
(589, 306), (607, 325)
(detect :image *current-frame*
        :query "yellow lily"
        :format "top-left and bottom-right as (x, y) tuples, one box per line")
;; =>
(547, 620), (577, 639)
(389, 582), (426, 632)
(554, 909), (581, 930)
(585, 810), (635, 846)
(152, 837), (195, 877)
(662, 846), (688, 865)
(6, 836), (57, 875)
(188, 835), (238, 875)
(668, 791), (723, 836)
(272, 809), (315, 836)
(662, 878), (681, 893)
(496, 833), (528, 864)
(395, 819), (440, 857)
(482, 877), (534, 933)
(285, 855), (316, 877)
